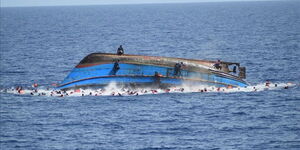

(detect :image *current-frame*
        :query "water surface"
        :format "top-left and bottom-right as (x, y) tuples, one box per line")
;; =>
(1, 1), (300, 149)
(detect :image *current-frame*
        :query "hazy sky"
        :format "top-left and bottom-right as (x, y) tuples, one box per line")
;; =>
(1, 0), (276, 7)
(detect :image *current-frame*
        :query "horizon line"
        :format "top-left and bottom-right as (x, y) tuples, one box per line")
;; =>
(0, 0), (286, 8)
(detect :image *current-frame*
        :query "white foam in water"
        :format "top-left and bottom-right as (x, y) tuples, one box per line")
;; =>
(0, 82), (297, 97)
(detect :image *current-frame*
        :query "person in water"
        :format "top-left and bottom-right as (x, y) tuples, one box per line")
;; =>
(214, 59), (222, 70)
(117, 45), (124, 55)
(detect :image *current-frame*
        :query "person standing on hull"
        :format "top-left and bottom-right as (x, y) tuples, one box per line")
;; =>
(117, 45), (124, 55)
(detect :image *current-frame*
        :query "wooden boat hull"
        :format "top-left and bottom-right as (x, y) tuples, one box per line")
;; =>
(57, 53), (248, 90)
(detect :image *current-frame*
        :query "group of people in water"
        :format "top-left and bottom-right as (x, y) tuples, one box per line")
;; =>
(4, 80), (293, 97)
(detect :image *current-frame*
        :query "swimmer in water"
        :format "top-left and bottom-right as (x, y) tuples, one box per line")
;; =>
(265, 80), (270, 87)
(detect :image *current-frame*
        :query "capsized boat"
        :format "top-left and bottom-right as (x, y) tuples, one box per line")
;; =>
(57, 53), (248, 90)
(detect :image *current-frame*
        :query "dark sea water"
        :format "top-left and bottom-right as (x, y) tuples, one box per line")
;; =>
(1, 1), (300, 149)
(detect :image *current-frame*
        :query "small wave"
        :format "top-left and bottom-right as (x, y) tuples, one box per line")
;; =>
(0, 82), (297, 97)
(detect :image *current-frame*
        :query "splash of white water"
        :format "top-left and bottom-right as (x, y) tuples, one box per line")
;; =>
(0, 82), (297, 97)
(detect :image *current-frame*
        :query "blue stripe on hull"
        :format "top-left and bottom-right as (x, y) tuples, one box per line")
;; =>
(58, 76), (232, 90)
(62, 63), (174, 84)
(58, 63), (248, 89)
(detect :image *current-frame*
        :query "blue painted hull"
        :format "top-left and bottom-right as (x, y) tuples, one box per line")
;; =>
(58, 62), (248, 90)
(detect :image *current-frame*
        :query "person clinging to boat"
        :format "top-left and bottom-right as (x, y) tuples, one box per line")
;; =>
(111, 59), (120, 75)
(214, 59), (222, 70)
(113, 60), (120, 70)
(174, 62), (184, 76)
(154, 71), (162, 84)
(117, 45), (124, 55)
